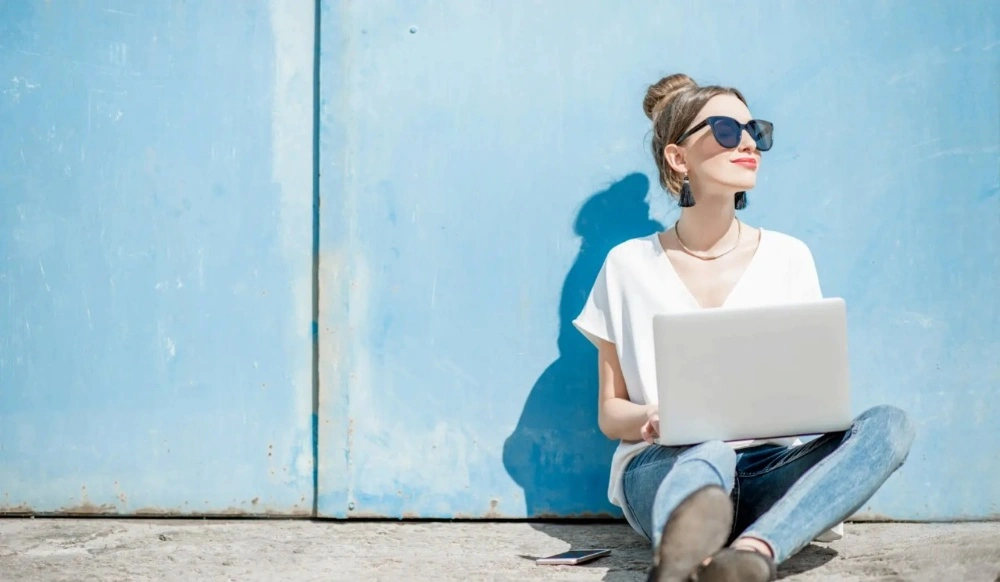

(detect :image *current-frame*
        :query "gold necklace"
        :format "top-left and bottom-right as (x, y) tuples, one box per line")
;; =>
(674, 219), (742, 261)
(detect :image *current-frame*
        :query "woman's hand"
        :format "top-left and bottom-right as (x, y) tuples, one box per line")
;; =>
(640, 405), (659, 444)
(596, 339), (662, 441)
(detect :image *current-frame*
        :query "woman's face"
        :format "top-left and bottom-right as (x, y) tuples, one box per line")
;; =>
(667, 94), (762, 196)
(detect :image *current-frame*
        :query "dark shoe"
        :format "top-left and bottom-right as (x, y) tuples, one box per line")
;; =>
(646, 485), (734, 582)
(695, 548), (777, 582)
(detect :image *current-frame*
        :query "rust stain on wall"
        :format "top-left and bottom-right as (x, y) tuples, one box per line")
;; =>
(483, 499), (501, 519)
(0, 502), (313, 518)
(850, 511), (1000, 523)
(0, 503), (34, 515)
(347, 497), (621, 520)
(850, 511), (897, 522)
(57, 502), (119, 515)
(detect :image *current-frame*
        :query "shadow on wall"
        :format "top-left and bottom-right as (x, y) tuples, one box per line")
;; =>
(503, 172), (662, 518)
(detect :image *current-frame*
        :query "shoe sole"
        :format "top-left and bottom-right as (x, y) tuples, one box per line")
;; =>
(696, 548), (777, 582)
(655, 485), (734, 582)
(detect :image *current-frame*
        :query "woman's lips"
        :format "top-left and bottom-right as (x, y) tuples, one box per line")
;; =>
(732, 158), (758, 169)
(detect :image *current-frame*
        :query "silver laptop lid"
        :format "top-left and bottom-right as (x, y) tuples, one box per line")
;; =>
(652, 298), (852, 446)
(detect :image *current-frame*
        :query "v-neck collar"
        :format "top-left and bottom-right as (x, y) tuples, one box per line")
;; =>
(653, 228), (768, 310)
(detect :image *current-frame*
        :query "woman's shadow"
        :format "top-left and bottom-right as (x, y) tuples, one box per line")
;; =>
(502, 172), (661, 518)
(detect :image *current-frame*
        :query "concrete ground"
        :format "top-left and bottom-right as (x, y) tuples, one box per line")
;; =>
(0, 519), (998, 581)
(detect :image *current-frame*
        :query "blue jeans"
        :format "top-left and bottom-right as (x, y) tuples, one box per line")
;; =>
(621, 405), (915, 564)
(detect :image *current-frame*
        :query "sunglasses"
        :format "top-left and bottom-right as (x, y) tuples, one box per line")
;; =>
(674, 116), (774, 152)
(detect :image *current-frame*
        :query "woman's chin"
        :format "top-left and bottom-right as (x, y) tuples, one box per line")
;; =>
(726, 179), (756, 192)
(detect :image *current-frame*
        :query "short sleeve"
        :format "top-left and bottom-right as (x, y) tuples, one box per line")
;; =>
(791, 243), (823, 301)
(573, 262), (615, 347)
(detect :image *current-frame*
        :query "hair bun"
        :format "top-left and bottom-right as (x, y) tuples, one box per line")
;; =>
(642, 73), (697, 120)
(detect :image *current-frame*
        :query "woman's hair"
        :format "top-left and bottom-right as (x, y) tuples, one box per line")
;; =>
(643, 73), (748, 195)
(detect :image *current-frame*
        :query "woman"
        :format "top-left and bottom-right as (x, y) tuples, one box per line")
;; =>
(572, 73), (915, 582)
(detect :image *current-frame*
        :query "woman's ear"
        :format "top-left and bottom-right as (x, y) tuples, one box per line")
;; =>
(663, 144), (688, 175)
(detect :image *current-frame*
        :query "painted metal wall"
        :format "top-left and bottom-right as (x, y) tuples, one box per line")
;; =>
(317, 0), (999, 520)
(0, 1), (316, 515)
(4, 0), (996, 520)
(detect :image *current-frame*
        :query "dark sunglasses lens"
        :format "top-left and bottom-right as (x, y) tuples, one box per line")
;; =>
(709, 118), (742, 148)
(749, 120), (774, 151)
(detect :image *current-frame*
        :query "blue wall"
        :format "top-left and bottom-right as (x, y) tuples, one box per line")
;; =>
(0, 1), (316, 514)
(316, 0), (999, 520)
(3, 1), (997, 520)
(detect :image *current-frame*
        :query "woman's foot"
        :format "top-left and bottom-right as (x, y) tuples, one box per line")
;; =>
(695, 547), (777, 582)
(647, 485), (733, 582)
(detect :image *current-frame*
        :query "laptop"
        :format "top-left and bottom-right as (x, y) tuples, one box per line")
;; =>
(652, 298), (852, 447)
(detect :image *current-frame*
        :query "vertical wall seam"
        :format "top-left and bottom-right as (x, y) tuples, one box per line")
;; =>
(310, 0), (322, 519)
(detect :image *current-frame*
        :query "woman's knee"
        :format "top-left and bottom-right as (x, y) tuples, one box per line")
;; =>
(679, 440), (737, 487)
(856, 404), (915, 464)
(689, 439), (738, 466)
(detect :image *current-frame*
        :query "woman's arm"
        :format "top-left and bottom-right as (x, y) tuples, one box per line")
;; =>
(597, 338), (657, 442)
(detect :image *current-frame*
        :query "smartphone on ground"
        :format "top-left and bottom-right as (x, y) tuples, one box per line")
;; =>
(535, 549), (611, 566)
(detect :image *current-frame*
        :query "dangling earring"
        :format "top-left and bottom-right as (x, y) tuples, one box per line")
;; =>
(735, 191), (747, 210)
(678, 175), (695, 207)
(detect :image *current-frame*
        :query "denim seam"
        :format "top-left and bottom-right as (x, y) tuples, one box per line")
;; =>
(621, 470), (652, 541)
(738, 424), (858, 479)
(730, 478), (741, 540)
(682, 457), (729, 488)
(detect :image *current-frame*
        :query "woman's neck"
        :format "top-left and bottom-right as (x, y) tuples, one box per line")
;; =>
(675, 199), (738, 252)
